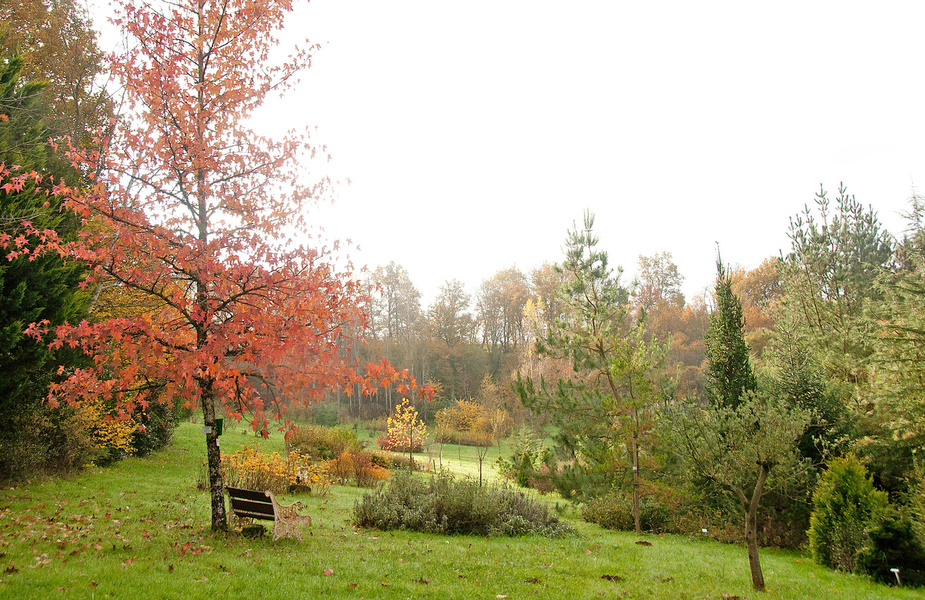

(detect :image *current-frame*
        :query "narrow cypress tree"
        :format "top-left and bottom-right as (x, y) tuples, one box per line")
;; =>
(704, 255), (756, 408)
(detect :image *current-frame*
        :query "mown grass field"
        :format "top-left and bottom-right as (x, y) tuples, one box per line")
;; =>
(0, 421), (920, 599)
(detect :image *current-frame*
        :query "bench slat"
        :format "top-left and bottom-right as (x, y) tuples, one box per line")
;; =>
(226, 487), (271, 502)
(227, 487), (275, 522)
(229, 498), (274, 518)
(232, 508), (275, 521)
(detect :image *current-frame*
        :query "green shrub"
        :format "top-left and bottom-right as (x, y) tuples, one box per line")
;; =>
(808, 454), (888, 572)
(909, 476), (925, 546)
(514, 451), (534, 488)
(856, 506), (925, 587)
(130, 402), (178, 456)
(581, 482), (697, 534)
(0, 413), (54, 481)
(387, 453), (430, 472)
(496, 427), (541, 487)
(354, 470), (575, 537)
(311, 402), (340, 427)
(909, 463), (925, 545)
(0, 407), (108, 481)
(367, 451), (391, 469)
(287, 425), (361, 460)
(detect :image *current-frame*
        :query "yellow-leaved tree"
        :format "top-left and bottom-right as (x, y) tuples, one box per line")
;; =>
(383, 399), (427, 467)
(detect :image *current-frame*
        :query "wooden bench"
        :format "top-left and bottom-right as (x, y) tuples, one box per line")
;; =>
(226, 487), (312, 541)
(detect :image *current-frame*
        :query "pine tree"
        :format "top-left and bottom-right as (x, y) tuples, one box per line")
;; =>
(517, 211), (667, 534)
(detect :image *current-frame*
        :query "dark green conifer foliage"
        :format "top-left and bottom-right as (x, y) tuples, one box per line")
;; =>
(0, 56), (88, 477)
(808, 454), (887, 573)
(704, 255), (756, 408)
(764, 319), (848, 464)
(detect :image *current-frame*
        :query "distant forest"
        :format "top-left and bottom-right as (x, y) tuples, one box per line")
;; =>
(334, 186), (871, 425)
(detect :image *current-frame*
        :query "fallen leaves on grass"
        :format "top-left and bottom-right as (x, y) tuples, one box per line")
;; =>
(30, 553), (52, 568)
(601, 574), (622, 582)
(174, 541), (212, 556)
(635, 540), (652, 546)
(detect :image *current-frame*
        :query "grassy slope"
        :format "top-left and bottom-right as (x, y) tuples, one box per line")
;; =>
(0, 421), (919, 600)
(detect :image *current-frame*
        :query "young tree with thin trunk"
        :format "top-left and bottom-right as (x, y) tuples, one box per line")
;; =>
(668, 254), (810, 591)
(662, 391), (811, 591)
(7, 0), (427, 530)
(517, 212), (667, 535)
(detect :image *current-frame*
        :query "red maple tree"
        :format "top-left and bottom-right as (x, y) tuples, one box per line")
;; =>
(6, 0), (427, 530)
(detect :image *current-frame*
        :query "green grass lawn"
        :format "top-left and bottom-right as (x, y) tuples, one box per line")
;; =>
(0, 421), (921, 599)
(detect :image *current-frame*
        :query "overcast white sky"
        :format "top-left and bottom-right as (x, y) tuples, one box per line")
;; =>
(93, 1), (925, 307)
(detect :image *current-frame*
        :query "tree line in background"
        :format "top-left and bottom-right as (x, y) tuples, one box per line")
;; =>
(340, 235), (754, 425)
(1, 0), (924, 591)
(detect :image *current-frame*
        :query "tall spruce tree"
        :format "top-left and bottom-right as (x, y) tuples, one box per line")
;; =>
(704, 254), (756, 408)
(763, 315), (847, 465)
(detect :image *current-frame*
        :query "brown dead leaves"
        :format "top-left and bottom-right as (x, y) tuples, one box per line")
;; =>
(173, 541), (213, 557)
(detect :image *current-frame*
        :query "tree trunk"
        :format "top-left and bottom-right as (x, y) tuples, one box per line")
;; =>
(744, 464), (770, 592)
(478, 453), (484, 487)
(632, 433), (641, 535)
(201, 380), (228, 531)
(409, 427), (414, 470)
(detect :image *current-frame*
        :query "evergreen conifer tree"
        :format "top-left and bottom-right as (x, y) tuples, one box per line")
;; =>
(0, 56), (89, 478)
(704, 255), (756, 408)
